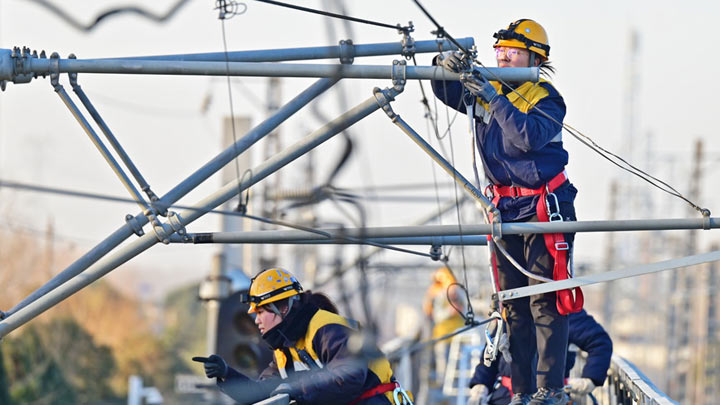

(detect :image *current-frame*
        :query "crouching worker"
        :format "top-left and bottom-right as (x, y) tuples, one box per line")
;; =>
(468, 309), (612, 405)
(193, 267), (413, 405)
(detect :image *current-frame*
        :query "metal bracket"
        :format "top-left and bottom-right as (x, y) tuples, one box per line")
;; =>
(429, 244), (442, 261)
(67, 53), (79, 88)
(149, 214), (172, 245)
(338, 39), (355, 65)
(373, 87), (398, 120)
(49, 52), (61, 89)
(400, 23), (416, 60)
(701, 208), (712, 230)
(391, 59), (406, 91)
(125, 214), (145, 237)
(167, 211), (190, 241)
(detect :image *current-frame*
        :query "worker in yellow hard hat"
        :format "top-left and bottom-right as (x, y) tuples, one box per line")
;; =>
(432, 19), (583, 405)
(195, 267), (413, 404)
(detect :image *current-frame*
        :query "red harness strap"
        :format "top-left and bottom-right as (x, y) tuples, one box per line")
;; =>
(349, 382), (398, 405)
(489, 170), (583, 315)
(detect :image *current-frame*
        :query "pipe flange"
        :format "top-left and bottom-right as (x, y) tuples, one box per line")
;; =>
(339, 39), (355, 65)
(125, 214), (145, 237)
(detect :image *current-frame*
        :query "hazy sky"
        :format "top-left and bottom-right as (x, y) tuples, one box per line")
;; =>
(1, 0), (719, 298)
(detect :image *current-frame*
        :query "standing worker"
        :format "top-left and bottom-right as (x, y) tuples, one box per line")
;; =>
(432, 19), (581, 405)
(422, 267), (467, 384)
(194, 267), (413, 405)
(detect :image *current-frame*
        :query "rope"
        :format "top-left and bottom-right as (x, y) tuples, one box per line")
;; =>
(253, 0), (411, 33)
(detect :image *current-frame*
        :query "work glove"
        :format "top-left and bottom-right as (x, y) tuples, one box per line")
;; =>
(460, 73), (498, 104)
(192, 355), (229, 379)
(467, 384), (490, 405)
(438, 51), (470, 73)
(565, 377), (596, 401)
(483, 332), (511, 366)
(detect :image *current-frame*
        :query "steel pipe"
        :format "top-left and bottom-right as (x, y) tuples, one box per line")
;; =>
(166, 217), (720, 243)
(110, 38), (475, 62)
(171, 234), (487, 246)
(0, 54), (539, 83)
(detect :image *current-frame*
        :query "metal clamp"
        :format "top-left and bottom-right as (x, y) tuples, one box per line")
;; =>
(125, 214), (145, 237)
(400, 23), (416, 60)
(391, 59), (406, 90)
(338, 39), (355, 65)
(701, 208), (712, 230)
(373, 87), (399, 119)
(49, 52), (61, 89)
(429, 244), (442, 261)
(149, 214), (172, 245)
(67, 53), (79, 88)
(167, 211), (190, 241)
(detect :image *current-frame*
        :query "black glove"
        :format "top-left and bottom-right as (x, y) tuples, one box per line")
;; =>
(192, 355), (229, 379)
(460, 73), (498, 104)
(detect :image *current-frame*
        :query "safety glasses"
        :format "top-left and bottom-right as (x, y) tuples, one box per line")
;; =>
(495, 47), (528, 60)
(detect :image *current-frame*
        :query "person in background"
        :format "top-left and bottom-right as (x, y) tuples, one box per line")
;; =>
(423, 266), (467, 384)
(432, 18), (581, 405)
(193, 267), (413, 405)
(468, 309), (612, 405)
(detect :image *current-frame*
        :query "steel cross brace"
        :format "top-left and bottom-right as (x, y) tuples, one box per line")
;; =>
(2, 77), (339, 321)
(0, 83), (403, 338)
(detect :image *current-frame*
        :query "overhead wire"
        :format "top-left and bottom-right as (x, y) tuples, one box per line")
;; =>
(0, 178), (436, 260)
(253, 0), (411, 33)
(26, 0), (194, 32)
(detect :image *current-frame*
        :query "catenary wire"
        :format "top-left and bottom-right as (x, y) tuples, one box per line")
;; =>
(0, 179), (435, 259)
(253, 0), (410, 32)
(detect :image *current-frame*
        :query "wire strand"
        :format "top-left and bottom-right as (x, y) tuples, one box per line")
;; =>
(254, 0), (410, 32)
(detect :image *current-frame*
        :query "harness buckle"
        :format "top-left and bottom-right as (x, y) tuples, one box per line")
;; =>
(555, 242), (569, 251)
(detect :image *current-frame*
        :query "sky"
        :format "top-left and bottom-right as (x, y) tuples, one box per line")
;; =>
(1, 0), (720, 301)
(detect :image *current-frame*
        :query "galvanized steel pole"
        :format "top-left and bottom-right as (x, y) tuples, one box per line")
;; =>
(113, 37), (475, 62)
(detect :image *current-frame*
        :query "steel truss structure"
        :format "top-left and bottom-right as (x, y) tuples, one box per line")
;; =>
(0, 36), (717, 341)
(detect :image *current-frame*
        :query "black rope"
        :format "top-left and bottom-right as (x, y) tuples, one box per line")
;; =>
(254, 0), (411, 33)
(388, 318), (488, 361)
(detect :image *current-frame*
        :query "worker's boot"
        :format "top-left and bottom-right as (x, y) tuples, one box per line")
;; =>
(528, 387), (568, 405)
(509, 393), (532, 405)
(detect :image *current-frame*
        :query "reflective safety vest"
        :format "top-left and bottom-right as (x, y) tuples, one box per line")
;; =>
(273, 309), (396, 403)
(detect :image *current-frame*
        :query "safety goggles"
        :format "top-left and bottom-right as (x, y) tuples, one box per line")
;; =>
(494, 47), (528, 60)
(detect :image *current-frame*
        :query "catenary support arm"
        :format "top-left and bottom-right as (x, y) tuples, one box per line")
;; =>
(0, 84), (402, 338)
(3, 77), (337, 318)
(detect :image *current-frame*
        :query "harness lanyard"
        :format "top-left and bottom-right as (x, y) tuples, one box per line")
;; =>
(535, 186), (584, 315)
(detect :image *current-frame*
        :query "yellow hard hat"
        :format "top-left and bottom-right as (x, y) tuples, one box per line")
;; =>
(245, 268), (303, 313)
(432, 267), (456, 288)
(493, 19), (550, 59)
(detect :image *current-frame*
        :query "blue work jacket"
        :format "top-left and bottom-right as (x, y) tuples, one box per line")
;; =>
(431, 69), (576, 221)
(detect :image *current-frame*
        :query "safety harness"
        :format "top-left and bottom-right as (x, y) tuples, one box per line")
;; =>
(488, 170), (583, 315)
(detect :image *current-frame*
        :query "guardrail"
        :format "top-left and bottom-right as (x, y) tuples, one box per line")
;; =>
(572, 353), (678, 405)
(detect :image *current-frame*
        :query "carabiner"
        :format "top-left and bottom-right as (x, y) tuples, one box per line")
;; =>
(545, 191), (563, 222)
(393, 386), (414, 405)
